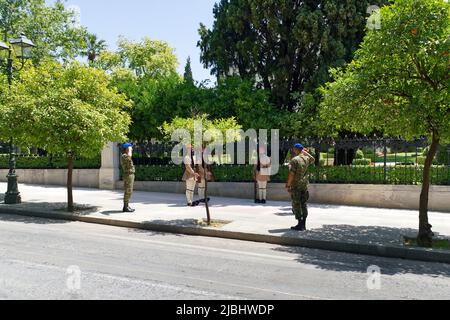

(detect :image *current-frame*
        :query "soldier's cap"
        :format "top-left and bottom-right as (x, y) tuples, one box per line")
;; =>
(294, 143), (304, 150)
(122, 143), (133, 149)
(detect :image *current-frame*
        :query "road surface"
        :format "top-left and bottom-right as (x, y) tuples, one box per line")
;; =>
(0, 213), (449, 300)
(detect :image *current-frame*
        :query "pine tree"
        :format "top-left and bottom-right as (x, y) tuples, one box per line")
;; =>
(184, 56), (194, 84)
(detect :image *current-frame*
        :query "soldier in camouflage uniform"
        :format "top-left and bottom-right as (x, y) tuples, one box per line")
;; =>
(121, 143), (136, 213)
(286, 144), (315, 231)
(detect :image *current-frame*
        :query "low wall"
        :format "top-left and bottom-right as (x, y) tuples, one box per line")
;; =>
(0, 169), (99, 189)
(116, 181), (450, 213)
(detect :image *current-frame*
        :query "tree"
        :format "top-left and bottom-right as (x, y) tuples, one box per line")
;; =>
(210, 76), (279, 131)
(99, 37), (179, 79)
(0, 0), (88, 61)
(160, 115), (242, 225)
(198, 0), (390, 112)
(0, 61), (132, 212)
(319, 0), (450, 247)
(97, 37), (182, 141)
(183, 56), (194, 84)
(83, 33), (107, 64)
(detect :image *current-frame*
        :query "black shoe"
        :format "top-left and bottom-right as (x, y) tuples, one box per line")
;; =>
(192, 200), (200, 207)
(291, 221), (302, 231)
(261, 200), (267, 204)
(301, 218), (307, 231)
(123, 206), (135, 213)
(255, 199), (261, 204)
(199, 198), (211, 203)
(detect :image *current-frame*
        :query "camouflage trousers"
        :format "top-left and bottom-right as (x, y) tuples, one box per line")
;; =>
(124, 174), (135, 203)
(291, 188), (309, 220)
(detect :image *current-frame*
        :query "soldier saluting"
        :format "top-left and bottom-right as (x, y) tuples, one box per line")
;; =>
(121, 143), (136, 213)
(286, 144), (315, 231)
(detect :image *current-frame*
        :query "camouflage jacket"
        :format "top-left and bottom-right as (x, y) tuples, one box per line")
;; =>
(121, 154), (135, 176)
(289, 154), (315, 190)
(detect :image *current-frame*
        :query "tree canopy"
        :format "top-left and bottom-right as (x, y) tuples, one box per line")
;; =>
(2, 61), (132, 157)
(0, 61), (132, 211)
(198, 0), (390, 112)
(0, 0), (88, 62)
(320, 0), (449, 143)
(319, 0), (450, 246)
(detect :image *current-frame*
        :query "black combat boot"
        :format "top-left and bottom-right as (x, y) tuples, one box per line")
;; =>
(291, 220), (303, 231)
(123, 203), (135, 213)
(300, 218), (307, 231)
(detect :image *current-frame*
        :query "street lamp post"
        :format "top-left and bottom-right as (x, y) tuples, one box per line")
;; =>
(0, 33), (36, 204)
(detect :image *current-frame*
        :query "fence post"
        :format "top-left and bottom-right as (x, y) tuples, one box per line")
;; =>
(99, 142), (120, 190)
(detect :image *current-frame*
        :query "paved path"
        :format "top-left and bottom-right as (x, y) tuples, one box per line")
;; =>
(1, 183), (450, 263)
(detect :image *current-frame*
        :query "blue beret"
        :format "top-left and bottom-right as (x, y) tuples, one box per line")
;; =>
(122, 143), (133, 149)
(294, 143), (304, 150)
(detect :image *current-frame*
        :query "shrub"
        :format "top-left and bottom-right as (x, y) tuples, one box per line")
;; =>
(132, 164), (450, 186)
(353, 158), (371, 166)
(417, 156), (426, 165)
(355, 149), (365, 159)
(0, 155), (101, 169)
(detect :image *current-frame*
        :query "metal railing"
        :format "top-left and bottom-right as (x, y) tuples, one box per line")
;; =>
(127, 138), (450, 186)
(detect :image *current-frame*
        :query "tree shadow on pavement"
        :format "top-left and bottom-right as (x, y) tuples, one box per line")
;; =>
(101, 210), (125, 216)
(273, 245), (450, 277)
(269, 224), (448, 246)
(0, 212), (70, 225)
(270, 224), (450, 277)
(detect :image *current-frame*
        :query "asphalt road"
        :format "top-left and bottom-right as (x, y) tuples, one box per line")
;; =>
(0, 213), (449, 300)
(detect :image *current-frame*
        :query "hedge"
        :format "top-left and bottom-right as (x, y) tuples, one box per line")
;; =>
(353, 159), (371, 166)
(0, 155), (101, 169)
(134, 164), (450, 186)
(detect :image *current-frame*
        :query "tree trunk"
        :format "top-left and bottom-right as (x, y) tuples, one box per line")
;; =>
(67, 154), (74, 213)
(417, 130), (439, 247)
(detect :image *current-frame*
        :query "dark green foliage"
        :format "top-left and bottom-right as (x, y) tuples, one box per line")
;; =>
(355, 149), (365, 160)
(0, 154), (101, 169)
(199, 0), (390, 112)
(353, 159), (371, 165)
(133, 164), (450, 186)
(183, 56), (194, 83)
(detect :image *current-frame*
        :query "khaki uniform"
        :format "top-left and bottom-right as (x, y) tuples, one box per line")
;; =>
(121, 154), (135, 204)
(183, 154), (197, 204)
(254, 155), (271, 201)
(289, 154), (315, 220)
(183, 154), (213, 204)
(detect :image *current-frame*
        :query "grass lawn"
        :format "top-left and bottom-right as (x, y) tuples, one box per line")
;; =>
(404, 237), (450, 250)
(374, 153), (418, 163)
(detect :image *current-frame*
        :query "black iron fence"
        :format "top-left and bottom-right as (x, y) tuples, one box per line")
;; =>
(0, 142), (101, 169)
(128, 138), (450, 186)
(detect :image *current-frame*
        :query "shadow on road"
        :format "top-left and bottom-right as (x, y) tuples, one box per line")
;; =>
(274, 244), (450, 277)
(269, 224), (442, 246)
(271, 224), (450, 277)
(0, 212), (69, 225)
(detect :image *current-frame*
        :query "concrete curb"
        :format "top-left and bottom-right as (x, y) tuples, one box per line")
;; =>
(1, 206), (450, 264)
